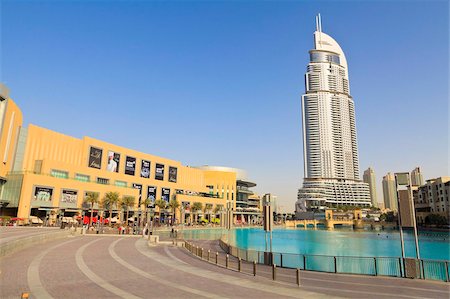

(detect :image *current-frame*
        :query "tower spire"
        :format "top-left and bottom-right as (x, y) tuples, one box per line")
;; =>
(316, 13), (322, 32)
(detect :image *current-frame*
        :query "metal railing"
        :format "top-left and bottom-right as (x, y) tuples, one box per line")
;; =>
(215, 238), (449, 282)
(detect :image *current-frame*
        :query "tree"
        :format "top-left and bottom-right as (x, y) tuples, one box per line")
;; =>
(154, 199), (167, 225)
(103, 191), (120, 226)
(204, 203), (213, 222)
(122, 195), (136, 227)
(213, 204), (223, 225)
(191, 202), (203, 224)
(142, 198), (152, 224)
(168, 199), (180, 225)
(84, 192), (99, 226)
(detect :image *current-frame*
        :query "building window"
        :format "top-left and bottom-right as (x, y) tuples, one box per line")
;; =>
(115, 181), (127, 188)
(97, 177), (109, 185)
(51, 169), (68, 179)
(75, 174), (90, 182)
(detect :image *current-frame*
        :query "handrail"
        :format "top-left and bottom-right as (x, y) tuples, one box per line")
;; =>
(217, 236), (449, 282)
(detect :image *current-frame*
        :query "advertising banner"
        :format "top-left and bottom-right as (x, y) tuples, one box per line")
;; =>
(106, 151), (120, 173)
(88, 146), (103, 169)
(155, 163), (164, 180)
(34, 186), (53, 201)
(61, 189), (77, 203)
(141, 160), (151, 178)
(168, 166), (178, 183)
(161, 188), (170, 202)
(125, 156), (136, 176)
(147, 186), (157, 205)
(133, 183), (143, 205)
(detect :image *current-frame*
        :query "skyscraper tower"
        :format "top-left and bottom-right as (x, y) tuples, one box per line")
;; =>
(363, 167), (378, 208)
(297, 15), (370, 210)
(410, 167), (424, 186)
(382, 172), (398, 211)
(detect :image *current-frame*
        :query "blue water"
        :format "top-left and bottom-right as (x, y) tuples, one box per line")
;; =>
(181, 227), (450, 261)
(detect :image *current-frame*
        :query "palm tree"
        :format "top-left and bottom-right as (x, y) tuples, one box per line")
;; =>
(83, 192), (99, 226)
(168, 199), (180, 225)
(142, 198), (152, 225)
(103, 191), (120, 226)
(204, 203), (213, 222)
(122, 195), (136, 227)
(213, 204), (223, 225)
(154, 199), (167, 225)
(191, 202), (203, 224)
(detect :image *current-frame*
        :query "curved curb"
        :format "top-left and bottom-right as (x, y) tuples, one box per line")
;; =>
(0, 230), (75, 258)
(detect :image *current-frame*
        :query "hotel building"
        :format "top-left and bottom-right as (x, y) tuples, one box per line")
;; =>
(297, 15), (371, 210)
(0, 84), (243, 225)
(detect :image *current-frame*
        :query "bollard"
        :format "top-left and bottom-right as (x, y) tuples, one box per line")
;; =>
(208, 249), (211, 262)
(272, 264), (277, 280)
(253, 261), (257, 276)
(226, 254), (229, 268)
(296, 268), (300, 286)
(216, 252), (219, 264)
(238, 258), (241, 272)
(201, 248), (204, 259)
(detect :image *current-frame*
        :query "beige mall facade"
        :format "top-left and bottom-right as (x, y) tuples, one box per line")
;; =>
(0, 85), (248, 225)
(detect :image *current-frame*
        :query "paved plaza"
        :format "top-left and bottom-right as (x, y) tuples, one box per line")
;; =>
(0, 227), (449, 299)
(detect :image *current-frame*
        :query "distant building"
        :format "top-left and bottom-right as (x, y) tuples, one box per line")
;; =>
(414, 177), (450, 224)
(382, 173), (398, 211)
(410, 167), (424, 187)
(363, 167), (378, 208)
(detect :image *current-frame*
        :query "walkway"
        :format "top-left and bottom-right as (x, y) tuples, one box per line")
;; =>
(0, 228), (448, 298)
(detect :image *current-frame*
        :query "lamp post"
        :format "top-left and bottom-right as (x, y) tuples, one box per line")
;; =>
(395, 172), (421, 264)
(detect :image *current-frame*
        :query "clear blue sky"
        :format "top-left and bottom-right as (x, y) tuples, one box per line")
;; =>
(1, 0), (448, 212)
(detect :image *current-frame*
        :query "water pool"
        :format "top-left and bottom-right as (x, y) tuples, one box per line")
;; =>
(181, 227), (450, 260)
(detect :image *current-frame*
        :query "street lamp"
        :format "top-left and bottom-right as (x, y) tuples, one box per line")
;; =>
(394, 172), (421, 268)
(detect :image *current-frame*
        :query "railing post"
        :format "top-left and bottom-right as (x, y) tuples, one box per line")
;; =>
(272, 264), (277, 280)
(208, 249), (210, 262)
(374, 258), (377, 276)
(238, 258), (241, 272)
(421, 260), (425, 279)
(280, 254), (283, 268)
(334, 256), (337, 273)
(216, 252), (219, 265)
(445, 261), (449, 282)
(226, 254), (229, 268)
(296, 268), (300, 286)
(303, 255), (306, 270)
(399, 257), (403, 278)
(253, 261), (257, 276)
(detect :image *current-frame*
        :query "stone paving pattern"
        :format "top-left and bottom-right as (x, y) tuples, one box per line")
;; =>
(0, 227), (449, 299)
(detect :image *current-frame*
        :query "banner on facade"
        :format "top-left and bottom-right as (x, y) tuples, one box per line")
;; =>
(61, 189), (77, 203)
(141, 160), (150, 178)
(88, 146), (102, 169)
(133, 183), (143, 205)
(106, 151), (120, 173)
(161, 188), (170, 202)
(125, 156), (136, 176)
(169, 166), (177, 183)
(155, 163), (164, 180)
(34, 186), (53, 201)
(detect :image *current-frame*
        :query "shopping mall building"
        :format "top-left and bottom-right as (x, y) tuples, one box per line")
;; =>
(0, 84), (259, 225)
